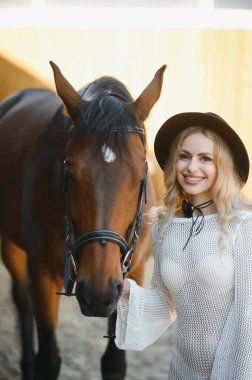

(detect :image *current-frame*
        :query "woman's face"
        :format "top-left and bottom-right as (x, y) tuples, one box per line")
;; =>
(176, 132), (217, 201)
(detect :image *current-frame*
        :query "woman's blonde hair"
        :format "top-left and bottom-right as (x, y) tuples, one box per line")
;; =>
(154, 126), (251, 251)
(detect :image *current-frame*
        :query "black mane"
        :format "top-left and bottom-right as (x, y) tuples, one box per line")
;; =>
(70, 77), (145, 148)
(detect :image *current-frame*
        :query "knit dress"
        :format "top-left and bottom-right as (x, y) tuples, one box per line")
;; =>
(115, 212), (252, 379)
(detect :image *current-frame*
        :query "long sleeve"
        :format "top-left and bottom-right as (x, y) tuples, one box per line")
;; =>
(232, 217), (252, 378)
(115, 223), (177, 351)
(211, 216), (252, 379)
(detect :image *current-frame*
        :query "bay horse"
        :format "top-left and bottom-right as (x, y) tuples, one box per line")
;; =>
(0, 61), (166, 380)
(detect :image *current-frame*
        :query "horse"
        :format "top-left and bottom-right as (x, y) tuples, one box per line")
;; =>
(0, 61), (166, 380)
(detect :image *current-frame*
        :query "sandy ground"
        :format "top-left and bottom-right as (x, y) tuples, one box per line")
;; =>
(0, 258), (176, 380)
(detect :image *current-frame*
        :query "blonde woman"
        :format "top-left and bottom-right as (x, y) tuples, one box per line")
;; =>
(115, 112), (252, 379)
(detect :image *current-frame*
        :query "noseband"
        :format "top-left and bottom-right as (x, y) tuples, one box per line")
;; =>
(58, 126), (147, 296)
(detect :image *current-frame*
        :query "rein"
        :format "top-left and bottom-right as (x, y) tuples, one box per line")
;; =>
(57, 126), (147, 296)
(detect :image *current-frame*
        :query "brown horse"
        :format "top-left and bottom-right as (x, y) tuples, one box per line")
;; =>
(0, 62), (166, 380)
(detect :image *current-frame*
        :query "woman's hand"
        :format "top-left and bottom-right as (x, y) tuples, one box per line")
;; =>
(121, 278), (131, 299)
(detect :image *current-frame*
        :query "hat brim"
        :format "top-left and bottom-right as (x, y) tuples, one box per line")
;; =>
(154, 112), (249, 183)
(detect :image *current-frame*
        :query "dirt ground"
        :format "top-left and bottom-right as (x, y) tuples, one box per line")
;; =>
(0, 258), (176, 380)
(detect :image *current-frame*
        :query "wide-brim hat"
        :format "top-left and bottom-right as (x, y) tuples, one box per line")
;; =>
(154, 112), (249, 183)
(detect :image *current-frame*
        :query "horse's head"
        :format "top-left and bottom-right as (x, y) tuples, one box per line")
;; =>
(50, 61), (166, 317)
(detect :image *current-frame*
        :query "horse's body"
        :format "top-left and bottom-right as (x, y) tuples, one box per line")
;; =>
(0, 63), (165, 380)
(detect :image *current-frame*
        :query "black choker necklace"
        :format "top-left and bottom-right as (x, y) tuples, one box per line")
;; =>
(181, 199), (213, 250)
(182, 199), (213, 218)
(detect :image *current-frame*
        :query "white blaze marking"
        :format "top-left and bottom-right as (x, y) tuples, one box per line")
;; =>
(101, 144), (116, 163)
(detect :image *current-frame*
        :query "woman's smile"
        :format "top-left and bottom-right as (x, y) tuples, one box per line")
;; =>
(182, 175), (206, 185)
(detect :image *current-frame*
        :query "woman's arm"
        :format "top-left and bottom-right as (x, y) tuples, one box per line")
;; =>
(115, 223), (176, 351)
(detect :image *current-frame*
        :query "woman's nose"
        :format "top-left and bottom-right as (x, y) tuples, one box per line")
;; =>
(187, 158), (198, 172)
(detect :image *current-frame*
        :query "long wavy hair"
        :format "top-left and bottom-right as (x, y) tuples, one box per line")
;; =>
(153, 126), (252, 250)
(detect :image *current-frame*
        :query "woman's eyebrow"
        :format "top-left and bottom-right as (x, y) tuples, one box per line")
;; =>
(179, 149), (191, 154)
(198, 152), (214, 156)
(180, 149), (213, 156)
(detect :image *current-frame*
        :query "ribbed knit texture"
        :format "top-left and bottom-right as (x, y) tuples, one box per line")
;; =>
(115, 212), (252, 379)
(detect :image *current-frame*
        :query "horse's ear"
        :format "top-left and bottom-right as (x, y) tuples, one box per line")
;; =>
(50, 61), (87, 120)
(128, 65), (167, 123)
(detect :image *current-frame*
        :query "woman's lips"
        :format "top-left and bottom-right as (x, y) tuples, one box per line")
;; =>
(183, 175), (206, 185)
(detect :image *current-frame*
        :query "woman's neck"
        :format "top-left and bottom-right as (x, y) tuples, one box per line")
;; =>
(186, 195), (217, 215)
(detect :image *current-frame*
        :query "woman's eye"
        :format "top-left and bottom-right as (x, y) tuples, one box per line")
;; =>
(179, 153), (190, 160)
(201, 155), (212, 162)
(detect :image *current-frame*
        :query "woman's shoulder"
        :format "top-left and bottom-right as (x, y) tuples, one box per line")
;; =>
(151, 217), (173, 244)
(152, 219), (165, 236)
(151, 214), (190, 243)
(235, 210), (252, 221)
(232, 210), (252, 236)
(232, 211), (252, 249)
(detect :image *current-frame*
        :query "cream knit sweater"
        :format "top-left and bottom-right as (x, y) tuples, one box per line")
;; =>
(115, 212), (252, 379)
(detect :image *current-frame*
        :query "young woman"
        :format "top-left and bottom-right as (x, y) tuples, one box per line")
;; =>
(115, 112), (252, 379)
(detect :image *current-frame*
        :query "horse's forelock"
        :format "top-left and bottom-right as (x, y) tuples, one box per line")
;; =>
(79, 76), (133, 103)
(69, 77), (143, 149)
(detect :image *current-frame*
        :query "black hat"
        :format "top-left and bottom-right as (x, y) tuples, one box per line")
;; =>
(154, 112), (249, 183)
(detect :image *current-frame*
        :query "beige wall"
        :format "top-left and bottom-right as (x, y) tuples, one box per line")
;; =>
(0, 53), (50, 98)
(0, 28), (252, 196)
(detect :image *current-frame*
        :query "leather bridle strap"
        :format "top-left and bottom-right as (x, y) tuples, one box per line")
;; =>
(60, 164), (77, 296)
(74, 230), (129, 257)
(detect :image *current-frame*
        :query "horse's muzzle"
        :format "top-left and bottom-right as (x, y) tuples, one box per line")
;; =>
(75, 278), (122, 317)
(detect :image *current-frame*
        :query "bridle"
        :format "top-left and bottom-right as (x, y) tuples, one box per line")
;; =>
(58, 126), (148, 296)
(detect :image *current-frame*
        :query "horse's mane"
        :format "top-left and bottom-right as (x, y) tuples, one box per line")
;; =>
(70, 77), (145, 148)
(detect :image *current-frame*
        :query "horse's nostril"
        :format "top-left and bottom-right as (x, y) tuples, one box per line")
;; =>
(76, 280), (92, 307)
(117, 282), (122, 296)
(110, 279), (122, 298)
(76, 278), (123, 316)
